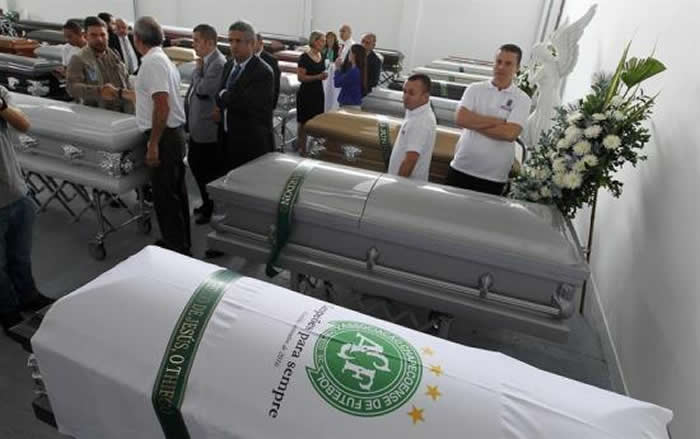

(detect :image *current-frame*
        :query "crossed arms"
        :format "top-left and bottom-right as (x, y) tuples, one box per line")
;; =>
(455, 107), (522, 142)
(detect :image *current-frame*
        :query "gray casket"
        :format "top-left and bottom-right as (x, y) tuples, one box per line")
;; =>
(15, 19), (67, 33)
(0, 53), (66, 99)
(207, 154), (590, 341)
(413, 66), (489, 84)
(12, 93), (147, 194)
(387, 78), (466, 101)
(177, 60), (196, 84)
(428, 59), (493, 77)
(280, 71), (300, 95)
(26, 30), (66, 45)
(34, 45), (64, 63)
(362, 87), (457, 127)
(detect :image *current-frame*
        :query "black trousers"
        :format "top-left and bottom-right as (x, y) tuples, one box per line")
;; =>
(187, 139), (224, 209)
(148, 126), (191, 253)
(446, 166), (506, 196)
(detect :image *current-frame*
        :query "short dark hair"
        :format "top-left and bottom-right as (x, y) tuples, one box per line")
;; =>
(499, 43), (522, 66)
(228, 20), (255, 41)
(84, 16), (107, 30)
(97, 12), (113, 24)
(193, 24), (218, 43)
(63, 19), (82, 34)
(407, 73), (431, 94)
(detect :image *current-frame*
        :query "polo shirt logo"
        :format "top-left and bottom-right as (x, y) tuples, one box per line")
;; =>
(500, 99), (513, 112)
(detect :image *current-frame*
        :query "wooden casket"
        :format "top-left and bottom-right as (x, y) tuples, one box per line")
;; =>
(304, 109), (458, 183)
(0, 35), (40, 57)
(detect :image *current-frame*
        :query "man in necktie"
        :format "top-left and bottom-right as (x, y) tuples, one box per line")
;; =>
(185, 24), (226, 225)
(216, 20), (275, 172)
(115, 18), (141, 74)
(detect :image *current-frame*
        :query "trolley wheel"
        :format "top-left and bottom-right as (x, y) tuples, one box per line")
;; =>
(137, 216), (152, 234)
(88, 241), (106, 261)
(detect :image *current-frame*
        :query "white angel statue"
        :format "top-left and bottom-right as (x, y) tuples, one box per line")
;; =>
(525, 4), (597, 148)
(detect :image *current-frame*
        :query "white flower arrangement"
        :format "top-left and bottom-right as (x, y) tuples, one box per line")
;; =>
(511, 44), (666, 218)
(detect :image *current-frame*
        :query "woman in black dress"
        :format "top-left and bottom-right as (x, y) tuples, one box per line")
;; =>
(296, 31), (328, 156)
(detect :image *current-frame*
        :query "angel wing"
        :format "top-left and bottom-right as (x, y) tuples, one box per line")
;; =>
(551, 4), (598, 77)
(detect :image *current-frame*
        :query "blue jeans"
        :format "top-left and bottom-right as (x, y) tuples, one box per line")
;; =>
(0, 196), (37, 314)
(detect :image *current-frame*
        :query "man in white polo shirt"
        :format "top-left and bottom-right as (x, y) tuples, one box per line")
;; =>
(126, 16), (191, 256)
(447, 44), (531, 195)
(387, 73), (437, 181)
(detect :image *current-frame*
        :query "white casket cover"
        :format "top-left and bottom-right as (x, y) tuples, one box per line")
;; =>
(32, 247), (672, 439)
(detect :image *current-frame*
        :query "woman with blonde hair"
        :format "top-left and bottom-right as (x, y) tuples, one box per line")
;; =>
(296, 30), (328, 155)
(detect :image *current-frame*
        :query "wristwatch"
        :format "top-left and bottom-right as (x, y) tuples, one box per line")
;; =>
(0, 96), (7, 112)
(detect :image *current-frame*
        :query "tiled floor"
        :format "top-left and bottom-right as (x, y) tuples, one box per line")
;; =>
(0, 170), (618, 438)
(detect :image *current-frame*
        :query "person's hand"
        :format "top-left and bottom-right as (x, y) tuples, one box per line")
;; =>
(320, 71), (329, 80)
(122, 88), (136, 103)
(100, 84), (119, 100)
(334, 57), (343, 69)
(146, 142), (160, 167)
(211, 106), (221, 123)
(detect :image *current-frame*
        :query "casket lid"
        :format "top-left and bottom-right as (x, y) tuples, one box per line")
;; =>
(428, 59), (493, 76)
(0, 53), (61, 75)
(413, 66), (490, 84)
(360, 176), (589, 283)
(11, 93), (144, 153)
(34, 45), (64, 62)
(208, 154), (379, 232)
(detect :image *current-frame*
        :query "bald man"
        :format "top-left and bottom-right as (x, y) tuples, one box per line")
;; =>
(114, 18), (141, 74)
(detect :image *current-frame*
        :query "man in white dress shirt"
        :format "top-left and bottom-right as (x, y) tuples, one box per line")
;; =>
(126, 16), (191, 255)
(387, 74), (437, 181)
(447, 44), (531, 196)
(115, 18), (140, 74)
(60, 20), (86, 69)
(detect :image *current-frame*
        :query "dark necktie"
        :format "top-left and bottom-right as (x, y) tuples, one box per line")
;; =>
(226, 63), (243, 89)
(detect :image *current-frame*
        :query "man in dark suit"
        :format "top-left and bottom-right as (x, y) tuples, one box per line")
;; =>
(97, 12), (121, 59)
(114, 18), (141, 73)
(216, 21), (275, 171)
(255, 33), (280, 109)
(361, 32), (383, 94)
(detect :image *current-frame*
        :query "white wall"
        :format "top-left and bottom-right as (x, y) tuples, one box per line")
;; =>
(561, 1), (700, 438)
(9, 0), (546, 73)
(6, 0), (134, 22)
(400, 0), (545, 70)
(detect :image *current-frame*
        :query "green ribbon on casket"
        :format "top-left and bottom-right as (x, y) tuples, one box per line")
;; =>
(265, 161), (316, 277)
(152, 269), (240, 439)
(377, 118), (393, 170)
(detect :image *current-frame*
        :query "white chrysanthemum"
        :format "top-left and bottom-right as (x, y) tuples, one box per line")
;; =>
(556, 138), (570, 150)
(584, 125), (603, 139)
(592, 113), (607, 121)
(564, 126), (582, 142)
(563, 171), (583, 189)
(552, 158), (567, 173)
(552, 172), (566, 188)
(537, 167), (551, 181)
(610, 95), (624, 107)
(528, 191), (541, 201)
(603, 134), (622, 150)
(540, 186), (552, 198)
(612, 110), (625, 121)
(573, 160), (587, 172)
(566, 111), (583, 124)
(583, 154), (599, 167)
(573, 140), (592, 156)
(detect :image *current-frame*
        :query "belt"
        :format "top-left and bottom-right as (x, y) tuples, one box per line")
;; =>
(144, 125), (183, 137)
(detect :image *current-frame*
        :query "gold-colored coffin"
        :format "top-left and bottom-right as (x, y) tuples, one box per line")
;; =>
(304, 109), (460, 183)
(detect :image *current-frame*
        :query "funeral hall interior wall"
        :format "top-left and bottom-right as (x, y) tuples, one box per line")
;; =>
(561, 1), (699, 437)
(9, 0), (546, 71)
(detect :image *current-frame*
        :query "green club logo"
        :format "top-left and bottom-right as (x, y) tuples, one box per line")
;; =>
(307, 321), (422, 417)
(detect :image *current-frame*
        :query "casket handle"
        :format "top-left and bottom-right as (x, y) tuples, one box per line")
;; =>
(366, 247), (380, 271)
(478, 273), (494, 299)
(553, 284), (576, 319)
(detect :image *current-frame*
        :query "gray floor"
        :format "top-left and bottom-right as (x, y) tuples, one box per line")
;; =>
(0, 170), (618, 438)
